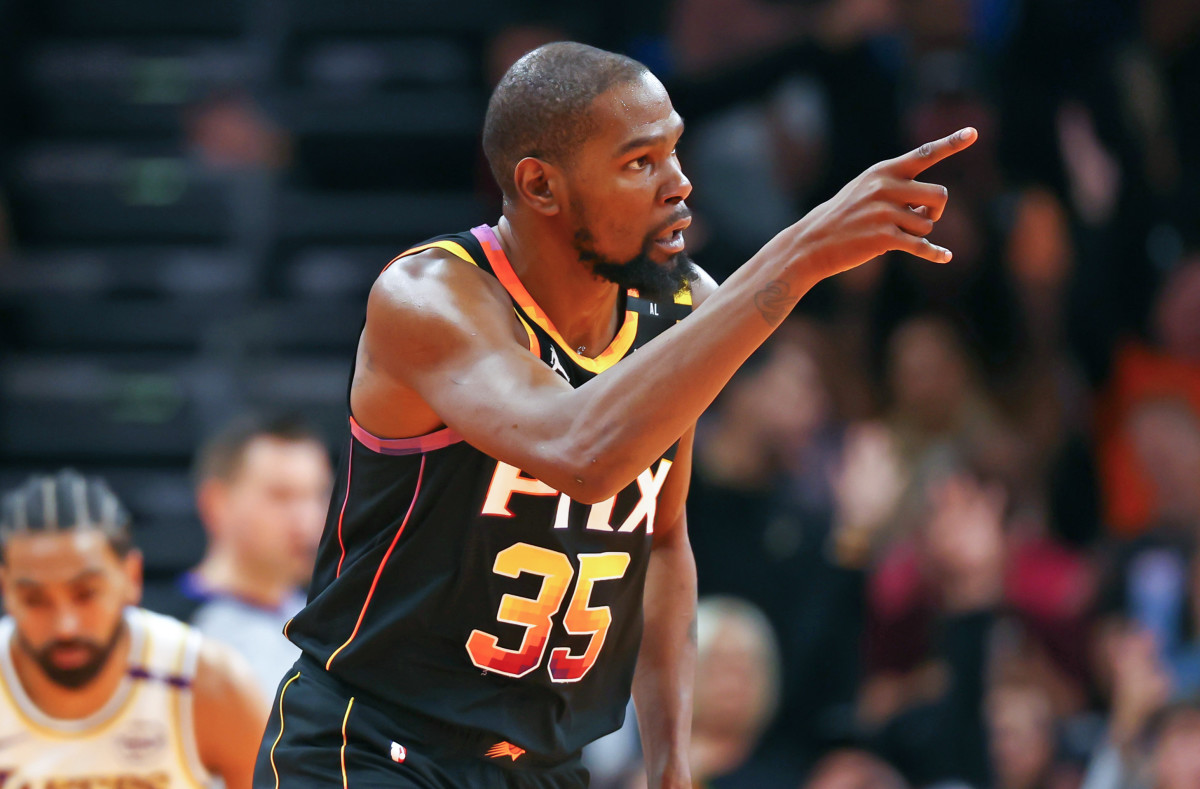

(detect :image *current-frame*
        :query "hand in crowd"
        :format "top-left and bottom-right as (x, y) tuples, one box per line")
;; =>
(831, 423), (905, 566)
(923, 473), (1007, 612)
(1107, 626), (1172, 753)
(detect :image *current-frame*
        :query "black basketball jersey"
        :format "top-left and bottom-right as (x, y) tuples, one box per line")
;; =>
(285, 224), (693, 761)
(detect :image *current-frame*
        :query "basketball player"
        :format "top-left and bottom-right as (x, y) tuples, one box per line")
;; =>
(255, 42), (976, 788)
(0, 469), (268, 788)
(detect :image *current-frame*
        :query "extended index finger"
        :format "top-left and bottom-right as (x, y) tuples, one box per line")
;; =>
(888, 127), (978, 178)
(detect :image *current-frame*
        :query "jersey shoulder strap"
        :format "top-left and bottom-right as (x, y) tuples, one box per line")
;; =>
(345, 229), (497, 407)
(379, 230), (493, 276)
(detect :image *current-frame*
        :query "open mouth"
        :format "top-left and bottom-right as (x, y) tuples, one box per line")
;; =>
(653, 217), (691, 254)
(654, 229), (686, 253)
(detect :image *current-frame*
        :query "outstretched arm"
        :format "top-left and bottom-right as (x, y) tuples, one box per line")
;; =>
(361, 129), (978, 503)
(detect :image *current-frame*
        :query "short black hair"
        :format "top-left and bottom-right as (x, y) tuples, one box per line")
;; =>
(0, 469), (133, 560)
(482, 41), (649, 198)
(193, 412), (326, 487)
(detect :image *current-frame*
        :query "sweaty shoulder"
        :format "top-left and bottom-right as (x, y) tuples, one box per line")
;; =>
(367, 244), (513, 333)
(353, 245), (533, 439)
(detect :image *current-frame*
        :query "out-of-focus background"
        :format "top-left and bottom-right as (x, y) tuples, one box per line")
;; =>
(1, 0), (1199, 787)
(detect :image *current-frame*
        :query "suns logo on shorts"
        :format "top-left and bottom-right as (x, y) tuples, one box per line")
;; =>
(485, 741), (526, 761)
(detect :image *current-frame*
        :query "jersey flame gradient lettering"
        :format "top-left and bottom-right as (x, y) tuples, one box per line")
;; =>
(481, 459), (673, 533)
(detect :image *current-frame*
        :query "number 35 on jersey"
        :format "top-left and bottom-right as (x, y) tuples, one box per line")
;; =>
(467, 457), (673, 682)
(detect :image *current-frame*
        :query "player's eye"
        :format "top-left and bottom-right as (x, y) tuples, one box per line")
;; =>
(72, 587), (98, 605)
(628, 156), (651, 171)
(20, 594), (49, 609)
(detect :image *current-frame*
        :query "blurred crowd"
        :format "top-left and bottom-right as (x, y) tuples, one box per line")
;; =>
(4, 0), (1200, 787)
(540, 0), (1198, 787)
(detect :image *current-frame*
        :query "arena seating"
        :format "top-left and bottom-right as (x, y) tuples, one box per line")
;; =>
(1, 0), (497, 575)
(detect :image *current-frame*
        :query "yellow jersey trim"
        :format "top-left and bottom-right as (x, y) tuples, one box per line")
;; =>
(271, 672), (302, 789)
(170, 624), (207, 789)
(340, 697), (356, 788)
(473, 225), (639, 373)
(381, 240), (476, 272)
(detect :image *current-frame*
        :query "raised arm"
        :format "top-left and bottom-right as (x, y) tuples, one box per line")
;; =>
(358, 128), (977, 503)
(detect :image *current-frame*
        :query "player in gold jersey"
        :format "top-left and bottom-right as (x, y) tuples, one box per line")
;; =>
(0, 470), (268, 788)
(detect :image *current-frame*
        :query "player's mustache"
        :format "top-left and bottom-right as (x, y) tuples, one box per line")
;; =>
(649, 207), (692, 238)
(42, 639), (102, 657)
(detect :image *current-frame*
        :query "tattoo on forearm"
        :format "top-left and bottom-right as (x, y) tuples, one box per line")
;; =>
(753, 280), (791, 325)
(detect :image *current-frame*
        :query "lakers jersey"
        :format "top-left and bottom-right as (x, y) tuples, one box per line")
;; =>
(285, 224), (693, 761)
(0, 607), (211, 787)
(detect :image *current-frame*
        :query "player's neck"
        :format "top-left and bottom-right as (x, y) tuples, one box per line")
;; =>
(495, 218), (623, 358)
(8, 624), (131, 721)
(193, 550), (294, 610)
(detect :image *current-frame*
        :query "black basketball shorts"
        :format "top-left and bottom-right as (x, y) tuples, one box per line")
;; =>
(253, 655), (590, 788)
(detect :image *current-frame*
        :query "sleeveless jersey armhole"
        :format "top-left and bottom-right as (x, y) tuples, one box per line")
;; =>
(173, 627), (210, 787)
(348, 237), (483, 451)
(379, 239), (478, 274)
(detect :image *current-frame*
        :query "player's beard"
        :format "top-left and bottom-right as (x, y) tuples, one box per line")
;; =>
(572, 215), (695, 302)
(17, 621), (126, 690)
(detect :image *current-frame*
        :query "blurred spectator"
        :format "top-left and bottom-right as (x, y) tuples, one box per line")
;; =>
(669, 0), (807, 76)
(690, 323), (866, 762)
(879, 316), (1026, 544)
(1148, 703), (1200, 789)
(142, 413), (332, 698)
(862, 465), (1010, 786)
(804, 749), (908, 789)
(885, 317), (1005, 465)
(998, 184), (1104, 548)
(986, 676), (1083, 789)
(184, 90), (290, 173)
(1095, 396), (1200, 697)
(620, 596), (790, 789)
(1082, 628), (1176, 789)
(688, 596), (785, 786)
(865, 445), (1096, 737)
(1097, 256), (1200, 537)
(663, 0), (902, 277)
(1003, 186), (1081, 442)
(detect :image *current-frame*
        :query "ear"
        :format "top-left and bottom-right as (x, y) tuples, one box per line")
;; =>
(122, 549), (144, 607)
(195, 478), (226, 539)
(512, 157), (563, 216)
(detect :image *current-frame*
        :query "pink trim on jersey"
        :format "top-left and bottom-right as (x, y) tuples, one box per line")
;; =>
(349, 416), (463, 455)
